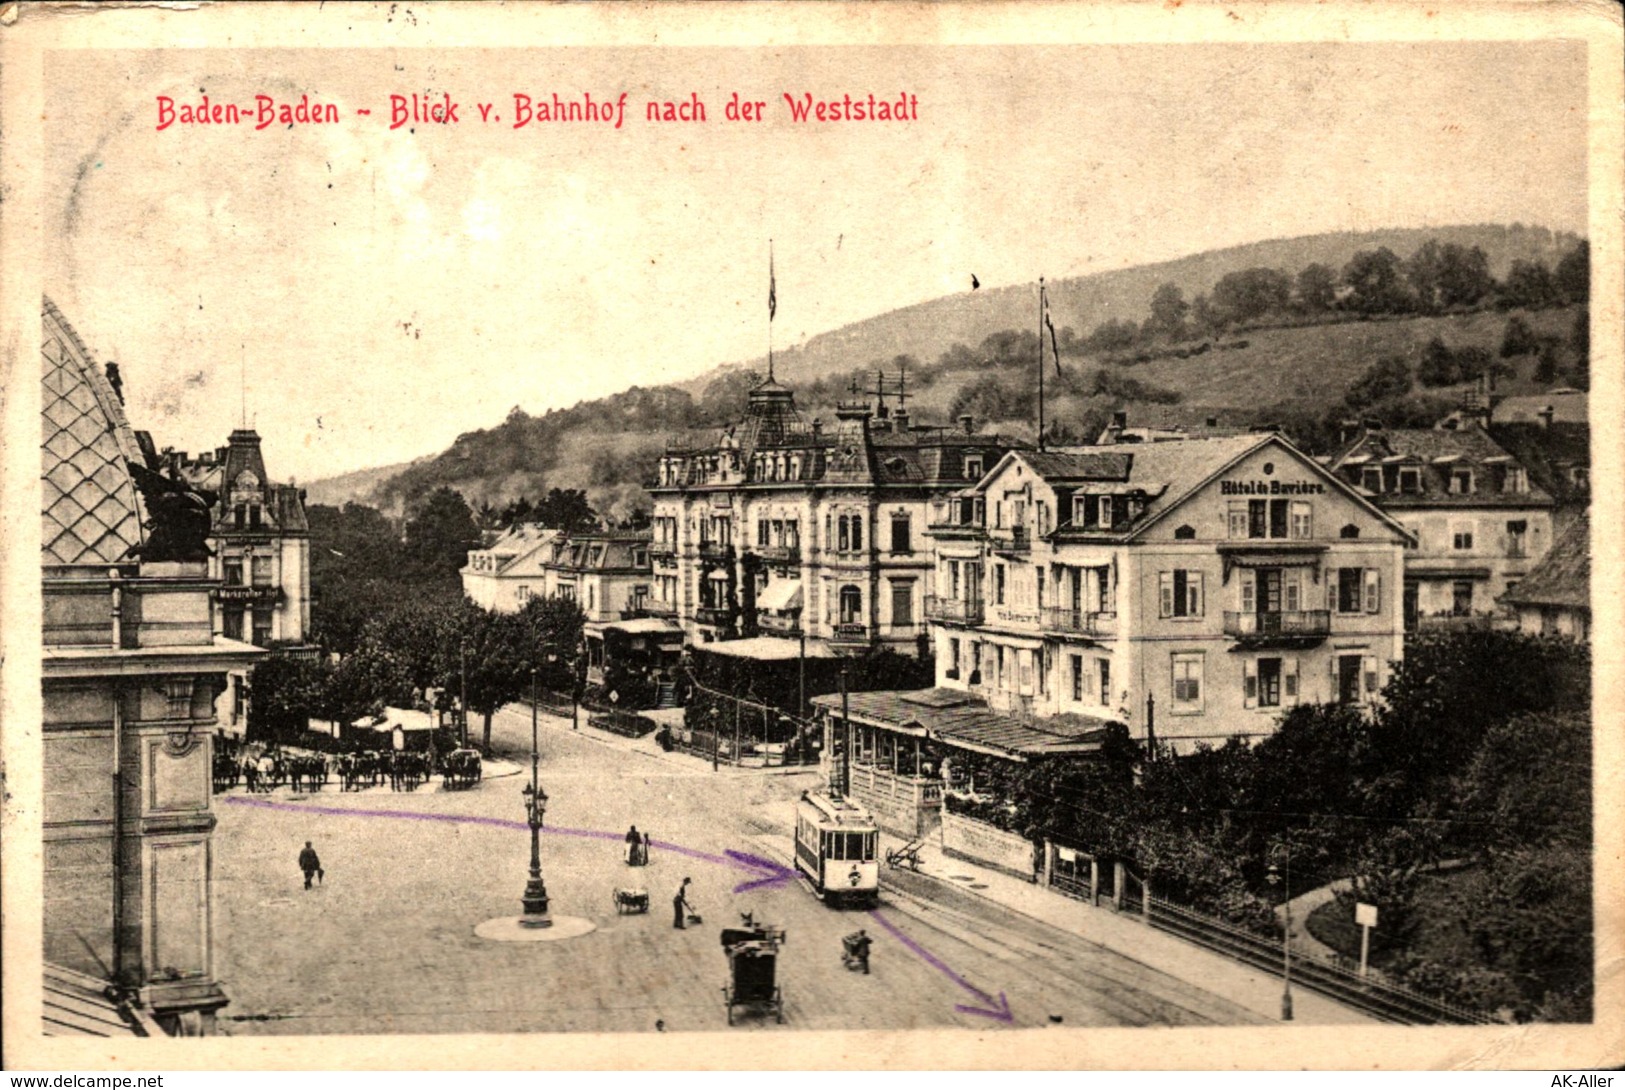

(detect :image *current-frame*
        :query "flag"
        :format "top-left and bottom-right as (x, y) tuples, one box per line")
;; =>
(1042, 285), (1062, 376)
(768, 247), (777, 322)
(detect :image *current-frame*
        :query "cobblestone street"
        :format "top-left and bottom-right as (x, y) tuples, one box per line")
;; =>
(212, 705), (1267, 1035)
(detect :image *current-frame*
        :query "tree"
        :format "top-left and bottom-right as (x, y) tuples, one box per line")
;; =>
(1211, 267), (1293, 327)
(1499, 315), (1539, 358)
(1083, 318), (1141, 353)
(1144, 282), (1190, 341)
(533, 487), (598, 532)
(1571, 308), (1589, 389)
(1435, 243), (1494, 308)
(1295, 262), (1338, 315)
(1404, 240), (1448, 314)
(1418, 337), (1461, 387)
(1534, 340), (1559, 385)
(1343, 356), (1413, 410)
(403, 487), (482, 584)
(247, 653), (332, 744)
(1553, 240), (1589, 305)
(1341, 248), (1412, 315)
(323, 639), (415, 726)
(1501, 260), (1557, 310)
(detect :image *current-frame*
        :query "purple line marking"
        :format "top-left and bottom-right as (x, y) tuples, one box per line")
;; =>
(221, 795), (787, 884)
(868, 908), (1013, 1023)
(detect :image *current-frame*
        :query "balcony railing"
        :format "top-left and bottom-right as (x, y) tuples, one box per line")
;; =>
(1223, 610), (1331, 642)
(990, 526), (1032, 554)
(829, 622), (870, 645)
(925, 595), (985, 626)
(1042, 607), (1115, 637)
(695, 606), (732, 626)
(697, 541), (733, 562)
(626, 601), (677, 619)
(755, 544), (801, 565)
(650, 542), (677, 559)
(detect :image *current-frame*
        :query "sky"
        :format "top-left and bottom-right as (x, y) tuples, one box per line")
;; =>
(44, 41), (1588, 484)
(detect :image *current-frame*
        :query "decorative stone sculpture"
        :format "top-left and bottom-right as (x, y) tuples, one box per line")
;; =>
(124, 461), (217, 563)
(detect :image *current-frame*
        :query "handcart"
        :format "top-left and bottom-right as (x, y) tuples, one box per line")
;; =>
(721, 917), (786, 1025)
(612, 887), (650, 915)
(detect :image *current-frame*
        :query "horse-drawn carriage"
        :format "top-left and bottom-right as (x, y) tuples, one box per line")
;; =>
(721, 916), (786, 1025)
(441, 748), (483, 790)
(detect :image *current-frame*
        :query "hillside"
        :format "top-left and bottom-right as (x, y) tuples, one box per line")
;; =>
(325, 224), (1584, 519)
(304, 458), (424, 507)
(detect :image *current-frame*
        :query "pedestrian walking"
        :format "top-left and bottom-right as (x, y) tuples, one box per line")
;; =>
(298, 841), (323, 890)
(625, 824), (641, 865)
(672, 877), (693, 929)
(642, 829), (653, 865)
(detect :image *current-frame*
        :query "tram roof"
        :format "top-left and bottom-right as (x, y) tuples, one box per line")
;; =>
(811, 688), (1118, 761)
(800, 791), (876, 826)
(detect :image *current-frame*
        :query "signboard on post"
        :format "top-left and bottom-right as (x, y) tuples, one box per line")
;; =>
(1355, 902), (1379, 978)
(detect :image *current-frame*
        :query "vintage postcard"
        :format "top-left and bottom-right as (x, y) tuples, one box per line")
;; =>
(2, 0), (1621, 1073)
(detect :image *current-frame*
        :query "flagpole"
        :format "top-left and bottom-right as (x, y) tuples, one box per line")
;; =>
(1037, 277), (1046, 453)
(768, 239), (776, 382)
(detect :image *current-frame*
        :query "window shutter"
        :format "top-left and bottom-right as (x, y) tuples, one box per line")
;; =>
(1284, 572), (1301, 613)
(1326, 568), (1338, 611)
(1362, 655), (1379, 697)
(1159, 573), (1174, 618)
(1284, 658), (1300, 705)
(1240, 570), (1256, 613)
(1243, 658), (1258, 708)
(1365, 569), (1380, 613)
(1189, 572), (1204, 617)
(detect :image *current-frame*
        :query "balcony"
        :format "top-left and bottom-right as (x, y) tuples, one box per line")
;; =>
(989, 526), (1032, 556)
(695, 606), (732, 627)
(925, 595), (985, 626)
(829, 622), (871, 646)
(625, 601), (677, 619)
(1223, 610), (1331, 647)
(698, 541), (733, 563)
(1042, 607), (1115, 639)
(755, 544), (801, 566)
(650, 541), (677, 560)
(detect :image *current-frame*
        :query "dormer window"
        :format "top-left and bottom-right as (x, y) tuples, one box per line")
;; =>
(1399, 467), (1422, 494)
(1502, 466), (1528, 494)
(1097, 496), (1113, 529)
(1448, 468), (1474, 495)
(1570, 466), (1590, 489)
(965, 456), (983, 481)
(1361, 467), (1383, 494)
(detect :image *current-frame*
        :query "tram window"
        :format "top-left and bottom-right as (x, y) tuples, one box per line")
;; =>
(864, 833), (876, 860)
(823, 832), (834, 860)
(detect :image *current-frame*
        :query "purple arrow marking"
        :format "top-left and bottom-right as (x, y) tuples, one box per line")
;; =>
(722, 849), (798, 893)
(867, 908), (1014, 1023)
(223, 796), (794, 892)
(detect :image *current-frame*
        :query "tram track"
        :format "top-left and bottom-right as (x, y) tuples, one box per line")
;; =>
(877, 878), (1267, 1027)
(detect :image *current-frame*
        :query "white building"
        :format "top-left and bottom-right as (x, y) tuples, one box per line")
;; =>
(927, 431), (1411, 750)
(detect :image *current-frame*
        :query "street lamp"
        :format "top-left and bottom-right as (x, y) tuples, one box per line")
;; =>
(1267, 841), (1294, 1022)
(519, 669), (551, 928)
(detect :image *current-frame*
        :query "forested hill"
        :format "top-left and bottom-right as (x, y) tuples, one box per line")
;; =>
(751, 223), (1580, 392)
(312, 222), (1584, 520)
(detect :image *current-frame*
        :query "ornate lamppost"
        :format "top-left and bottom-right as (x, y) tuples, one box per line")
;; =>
(519, 668), (551, 928)
(1267, 840), (1293, 1022)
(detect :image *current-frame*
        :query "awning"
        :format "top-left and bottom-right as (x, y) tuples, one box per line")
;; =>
(708, 569), (731, 581)
(756, 579), (803, 613)
(1216, 544), (1327, 582)
(698, 636), (835, 661)
(1406, 567), (1493, 581)
(598, 617), (685, 637)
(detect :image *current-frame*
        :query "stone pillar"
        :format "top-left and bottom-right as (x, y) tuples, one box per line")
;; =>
(1112, 860), (1125, 910)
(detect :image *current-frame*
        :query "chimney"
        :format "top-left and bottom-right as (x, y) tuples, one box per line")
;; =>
(105, 362), (124, 405)
(810, 418), (823, 439)
(1338, 418), (1361, 445)
(894, 408), (910, 433)
(959, 414), (975, 435)
(1538, 405), (1555, 429)
(1362, 418), (1383, 434)
(1111, 410), (1128, 430)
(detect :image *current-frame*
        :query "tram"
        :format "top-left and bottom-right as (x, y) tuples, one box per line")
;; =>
(793, 790), (880, 907)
